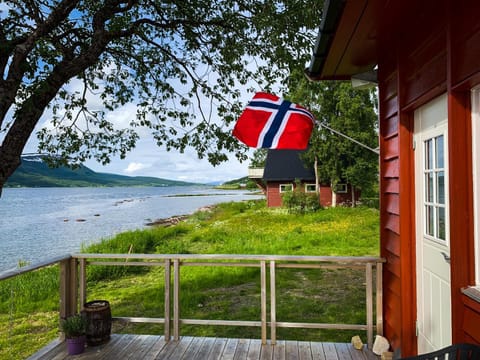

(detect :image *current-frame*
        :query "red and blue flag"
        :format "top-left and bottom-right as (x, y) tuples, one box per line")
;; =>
(232, 92), (315, 149)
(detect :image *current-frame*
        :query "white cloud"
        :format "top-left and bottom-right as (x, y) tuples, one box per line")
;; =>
(124, 162), (151, 174)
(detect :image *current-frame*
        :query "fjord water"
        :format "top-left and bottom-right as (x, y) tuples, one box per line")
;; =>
(0, 186), (261, 272)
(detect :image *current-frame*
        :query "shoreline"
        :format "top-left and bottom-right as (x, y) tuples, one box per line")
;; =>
(144, 205), (216, 226)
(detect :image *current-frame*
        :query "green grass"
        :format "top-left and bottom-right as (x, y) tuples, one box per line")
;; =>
(0, 200), (379, 359)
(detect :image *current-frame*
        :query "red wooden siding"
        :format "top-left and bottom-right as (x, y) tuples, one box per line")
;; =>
(265, 182), (356, 208)
(266, 182), (283, 207)
(319, 185), (332, 207)
(376, 0), (480, 356)
(450, 1), (480, 88)
(462, 295), (480, 343)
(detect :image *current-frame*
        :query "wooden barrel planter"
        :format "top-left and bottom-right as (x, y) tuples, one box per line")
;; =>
(82, 300), (112, 346)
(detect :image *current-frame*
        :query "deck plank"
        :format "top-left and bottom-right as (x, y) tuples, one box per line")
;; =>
(260, 341), (274, 360)
(180, 336), (204, 359)
(347, 343), (370, 360)
(285, 340), (299, 360)
(334, 343), (353, 360)
(246, 339), (262, 360)
(311, 342), (327, 360)
(209, 338), (229, 360)
(28, 335), (380, 360)
(233, 338), (251, 360)
(222, 338), (240, 360)
(143, 336), (169, 360)
(192, 337), (216, 360)
(298, 341), (313, 360)
(272, 340), (286, 360)
(322, 342), (339, 360)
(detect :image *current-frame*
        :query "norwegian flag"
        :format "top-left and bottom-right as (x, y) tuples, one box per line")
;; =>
(232, 92), (315, 149)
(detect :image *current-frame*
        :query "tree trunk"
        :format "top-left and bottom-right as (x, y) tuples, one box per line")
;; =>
(314, 156), (320, 207)
(0, 29), (111, 196)
(331, 183), (337, 208)
(351, 184), (356, 207)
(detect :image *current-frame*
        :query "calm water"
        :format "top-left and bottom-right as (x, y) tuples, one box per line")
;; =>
(0, 186), (262, 272)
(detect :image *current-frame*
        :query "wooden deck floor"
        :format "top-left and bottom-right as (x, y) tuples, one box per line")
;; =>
(28, 334), (380, 360)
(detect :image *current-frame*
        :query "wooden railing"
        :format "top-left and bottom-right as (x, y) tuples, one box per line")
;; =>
(0, 254), (385, 348)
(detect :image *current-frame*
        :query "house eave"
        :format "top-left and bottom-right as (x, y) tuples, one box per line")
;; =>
(305, 0), (380, 81)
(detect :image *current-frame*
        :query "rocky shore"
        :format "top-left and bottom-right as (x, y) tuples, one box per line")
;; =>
(144, 205), (214, 227)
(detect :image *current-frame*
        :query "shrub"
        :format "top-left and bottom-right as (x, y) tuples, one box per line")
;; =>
(281, 180), (321, 214)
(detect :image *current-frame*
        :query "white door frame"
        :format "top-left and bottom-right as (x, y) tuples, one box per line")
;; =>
(414, 93), (452, 354)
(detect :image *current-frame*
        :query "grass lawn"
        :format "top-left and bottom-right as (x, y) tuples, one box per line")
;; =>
(0, 199), (379, 359)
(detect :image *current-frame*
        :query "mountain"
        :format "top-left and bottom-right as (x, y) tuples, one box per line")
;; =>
(5, 155), (197, 188)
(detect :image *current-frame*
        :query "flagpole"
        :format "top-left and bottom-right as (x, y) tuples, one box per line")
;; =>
(317, 121), (379, 155)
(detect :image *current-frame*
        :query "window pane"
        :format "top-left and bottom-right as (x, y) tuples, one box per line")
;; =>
(305, 184), (316, 193)
(437, 171), (445, 204)
(436, 135), (444, 169)
(425, 172), (434, 203)
(437, 206), (446, 240)
(426, 205), (434, 236)
(425, 139), (433, 170)
(280, 184), (293, 192)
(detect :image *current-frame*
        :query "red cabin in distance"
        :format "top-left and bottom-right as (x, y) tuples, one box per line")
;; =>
(261, 149), (357, 208)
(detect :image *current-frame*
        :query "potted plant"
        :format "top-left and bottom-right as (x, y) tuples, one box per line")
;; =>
(60, 314), (87, 355)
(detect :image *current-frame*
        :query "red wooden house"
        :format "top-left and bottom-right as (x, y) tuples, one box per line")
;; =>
(261, 149), (356, 208)
(305, 0), (480, 357)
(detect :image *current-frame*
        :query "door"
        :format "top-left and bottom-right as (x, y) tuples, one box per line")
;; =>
(414, 94), (451, 354)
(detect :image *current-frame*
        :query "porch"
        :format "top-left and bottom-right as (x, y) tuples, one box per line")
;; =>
(29, 334), (380, 359)
(1, 254), (385, 359)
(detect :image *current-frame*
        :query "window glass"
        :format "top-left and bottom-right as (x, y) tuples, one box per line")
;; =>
(437, 171), (445, 204)
(423, 135), (446, 242)
(426, 205), (434, 237)
(426, 139), (433, 170)
(280, 184), (293, 193)
(335, 184), (347, 193)
(305, 184), (316, 193)
(437, 207), (446, 240)
(425, 173), (434, 203)
(436, 136), (444, 168)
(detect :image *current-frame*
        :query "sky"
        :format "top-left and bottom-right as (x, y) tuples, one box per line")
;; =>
(22, 130), (253, 185)
(21, 104), (254, 185)
(85, 138), (253, 184)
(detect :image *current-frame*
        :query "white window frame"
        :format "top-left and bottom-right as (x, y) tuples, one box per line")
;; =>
(471, 86), (480, 286)
(335, 183), (348, 193)
(305, 184), (317, 193)
(279, 184), (293, 193)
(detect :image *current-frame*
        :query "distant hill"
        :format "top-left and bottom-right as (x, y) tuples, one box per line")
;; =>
(215, 176), (260, 190)
(5, 155), (197, 188)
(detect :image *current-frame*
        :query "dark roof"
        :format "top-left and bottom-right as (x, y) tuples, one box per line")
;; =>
(263, 149), (315, 182)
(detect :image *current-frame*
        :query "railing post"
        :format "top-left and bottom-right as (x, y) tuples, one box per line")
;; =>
(164, 259), (171, 341)
(376, 261), (384, 336)
(270, 260), (276, 345)
(59, 257), (78, 321)
(79, 258), (86, 310)
(260, 260), (267, 344)
(366, 262), (373, 348)
(173, 259), (180, 341)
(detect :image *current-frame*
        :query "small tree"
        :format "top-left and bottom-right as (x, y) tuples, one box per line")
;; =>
(249, 149), (268, 168)
(287, 70), (379, 206)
